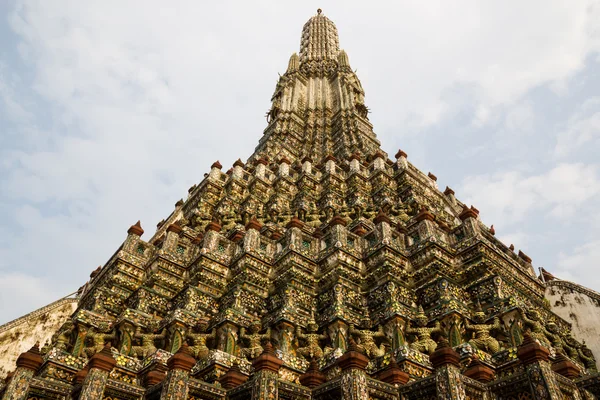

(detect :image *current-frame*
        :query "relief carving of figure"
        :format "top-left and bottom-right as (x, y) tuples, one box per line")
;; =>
(240, 323), (271, 360)
(406, 307), (442, 355)
(349, 323), (386, 358)
(297, 322), (328, 360)
(579, 342), (597, 372)
(562, 333), (582, 361)
(544, 322), (565, 353)
(52, 321), (74, 351)
(519, 308), (551, 347)
(83, 323), (116, 358)
(187, 323), (216, 361)
(130, 326), (167, 359)
(465, 308), (502, 354)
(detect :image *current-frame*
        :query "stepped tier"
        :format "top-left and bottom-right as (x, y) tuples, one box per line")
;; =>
(2, 9), (599, 400)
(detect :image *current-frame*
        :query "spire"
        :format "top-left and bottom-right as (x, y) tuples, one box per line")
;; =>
(338, 49), (351, 69)
(299, 9), (340, 63)
(287, 53), (299, 73)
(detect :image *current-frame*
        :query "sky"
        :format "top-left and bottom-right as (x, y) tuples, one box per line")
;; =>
(0, 0), (599, 324)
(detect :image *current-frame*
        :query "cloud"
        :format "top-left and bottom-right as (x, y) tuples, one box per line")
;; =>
(555, 97), (600, 157)
(1, 1), (600, 322)
(0, 272), (64, 323)
(459, 163), (600, 226)
(556, 240), (600, 287)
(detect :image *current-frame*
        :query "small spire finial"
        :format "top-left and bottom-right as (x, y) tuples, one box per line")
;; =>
(317, 8), (322, 15)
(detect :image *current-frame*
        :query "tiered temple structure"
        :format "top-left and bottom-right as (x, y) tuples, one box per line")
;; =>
(3, 9), (600, 400)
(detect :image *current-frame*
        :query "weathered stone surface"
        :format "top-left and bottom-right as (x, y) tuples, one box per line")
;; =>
(546, 280), (600, 370)
(0, 297), (77, 378)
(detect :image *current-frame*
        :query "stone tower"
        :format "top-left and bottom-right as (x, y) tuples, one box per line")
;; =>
(2, 9), (600, 400)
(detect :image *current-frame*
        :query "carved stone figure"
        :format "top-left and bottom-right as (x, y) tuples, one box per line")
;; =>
(579, 342), (597, 372)
(187, 323), (216, 361)
(297, 322), (328, 360)
(465, 310), (501, 354)
(130, 326), (167, 359)
(563, 333), (582, 361)
(83, 324), (116, 358)
(544, 322), (565, 352)
(349, 323), (386, 358)
(240, 323), (271, 359)
(519, 308), (551, 347)
(52, 321), (74, 351)
(406, 307), (442, 355)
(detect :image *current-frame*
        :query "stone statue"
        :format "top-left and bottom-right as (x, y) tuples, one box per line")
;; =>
(406, 307), (442, 355)
(186, 323), (216, 361)
(519, 308), (551, 347)
(349, 323), (386, 358)
(240, 323), (271, 359)
(52, 321), (74, 351)
(130, 326), (167, 359)
(579, 341), (597, 372)
(297, 322), (328, 360)
(83, 323), (116, 358)
(465, 310), (502, 354)
(562, 333), (582, 361)
(544, 322), (565, 352)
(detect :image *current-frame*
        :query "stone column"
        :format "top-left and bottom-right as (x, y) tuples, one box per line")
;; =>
(219, 362), (248, 390)
(458, 206), (480, 237)
(394, 149), (408, 171)
(430, 339), (465, 400)
(517, 333), (563, 400)
(374, 211), (393, 244)
(2, 344), (43, 400)
(250, 342), (283, 400)
(299, 360), (326, 389)
(160, 344), (196, 400)
(78, 344), (116, 400)
(378, 357), (409, 387)
(337, 340), (370, 400)
(464, 357), (495, 383)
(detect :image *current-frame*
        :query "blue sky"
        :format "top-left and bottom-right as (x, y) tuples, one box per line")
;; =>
(1, 0), (599, 323)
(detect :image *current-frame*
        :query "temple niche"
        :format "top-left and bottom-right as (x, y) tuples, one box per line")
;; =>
(2, 8), (600, 400)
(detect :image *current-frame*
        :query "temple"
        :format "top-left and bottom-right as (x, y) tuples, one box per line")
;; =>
(3, 9), (600, 400)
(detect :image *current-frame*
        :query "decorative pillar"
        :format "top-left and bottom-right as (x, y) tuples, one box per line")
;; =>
(378, 357), (409, 387)
(374, 211), (393, 244)
(160, 344), (196, 400)
(219, 362), (248, 390)
(464, 357), (495, 383)
(244, 218), (263, 252)
(394, 149), (408, 170)
(430, 339), (465, 400)
(250, 342), (283, 400)
(517, 333), (563, 400)
(348, 153), (361, 173)
(443, 186), (456, 205)
(78, 344), (116, 400)
(337, 339), (370, 400)
(208, 160), (223, 180)
(299, 360), (326, 389)
(2, 343), (43, 400)
(458, 205), (480, 238)
(552, 352), (580, 379)
(278, 156), (290, 177)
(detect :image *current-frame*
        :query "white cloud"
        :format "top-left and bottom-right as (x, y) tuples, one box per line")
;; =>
(1, 1), (600, 322)
(555, 97), (600, 156)
(459, 163), (600, 226)
(0, 272), (64, 323)
(556, 240), (600, 288)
